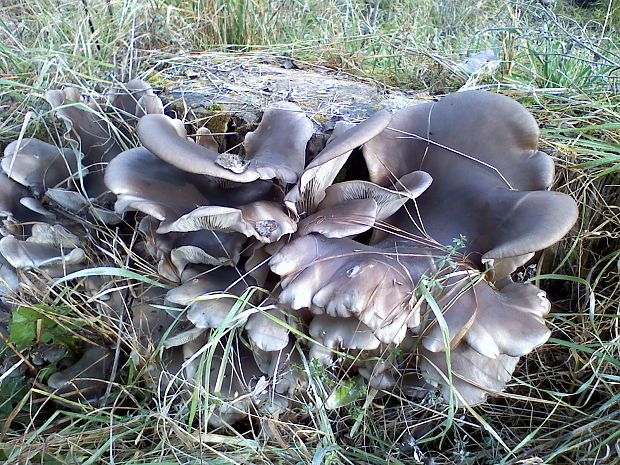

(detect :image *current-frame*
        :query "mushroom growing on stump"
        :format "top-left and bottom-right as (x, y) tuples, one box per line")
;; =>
(270, 90), (578, 405)
(0, 81), (579, 424)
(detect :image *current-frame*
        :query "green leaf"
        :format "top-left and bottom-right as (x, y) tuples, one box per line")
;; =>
(8, 307), (41, 350)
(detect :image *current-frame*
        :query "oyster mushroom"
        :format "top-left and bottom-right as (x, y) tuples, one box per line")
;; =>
(308, 314), (381, 365)
(165, 266), (255, 329)
(363, 90), (578, 276)
(137, 101), (313, 184)
(47, 346), (113, 405)
(2, 138), (79, 196)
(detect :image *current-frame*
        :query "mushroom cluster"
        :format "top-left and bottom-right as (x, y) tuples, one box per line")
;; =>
(0, 81), (578, 427)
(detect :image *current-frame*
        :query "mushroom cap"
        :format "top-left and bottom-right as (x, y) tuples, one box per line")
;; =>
(157, 200), (297, 243)
(195, 126), (219, 152)
(106, 147), (279, 223)
(2, 138), (79, 195)
(286, 110), (392, 214)
(296, 198), (378, 238)
(45, 87), (121, 195)
(309, 314), (381, 365)
(270, 234), (423, 344)
(165, 266), (254, 329)
(105, 147), (210, 221)
(363, 90), (578, 269)
(46, 346), (113, 405)
(242, 101), (314, 184)
(245, 308), (291, 352)
(108, 79), (161, 117)
(137, 102), (313, 184)
(0, 235), (85, 270)
(0, 171), (55, 224)
(421, 274), (551, 359)
(418, 341), (519, 406)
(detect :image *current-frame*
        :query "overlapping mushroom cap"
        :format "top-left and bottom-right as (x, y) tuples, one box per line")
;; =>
(269, 90), (578, 405)
(363, 91), (578, 276)
(0, 83), (579, 424)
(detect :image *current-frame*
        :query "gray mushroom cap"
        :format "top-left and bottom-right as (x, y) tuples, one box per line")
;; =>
(242, 101), (314, 183)
(157, 200), (297, 243)
(286, 109), (392, 215)
(137, 102), (313, 184)
(108, 79), (162, 117)
(309, 315), (381, 365)
(421, 276), (551, 359)
(418, 341), (519, 406)
(165, 266), (254, 329)
(362, 90), (578, 272)
(245, 307), (291, 352)
(0, 235), (85, 270)
(270, 234), (421, 344)
(47, 346), (113, 405)
(45, 87), (121, 196)
(105, 147), (210, 221)
(2, 138), (79, 195)
(0, 171), (55, 225)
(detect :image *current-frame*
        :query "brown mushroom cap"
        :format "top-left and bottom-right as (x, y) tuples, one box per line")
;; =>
(362, 90), (578, 270)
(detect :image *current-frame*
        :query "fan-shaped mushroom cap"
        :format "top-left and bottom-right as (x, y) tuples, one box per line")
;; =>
(421, 274), (551, 359)
(286, 110), (392, 214)
(0, 235), (85, 269)
(157, 200), (297, 243)
(108, 79), (163, 116)
(296, 171), (432, 238)
(362, 90), (578, 271)
(105, 147), (209, 221)
(358, 359), (397, 391)
(137, 102), (313, 184)
(106, 147), (279, 223)
(309, 315), (381, 365)
(46, 346), (113, 405)
(0, 171), (55, 226)
(270, 234), (427, 344)
(165, 266), (254, 329)
(418, 342), (519, 406)
(27, 223), (81, 249)
(160, 336), (264, 427)
(2, 138), (79, 195)
(242, 101), (314, 183)
(45, 87), (121, 195)
(296, 198), (378, 238)
(245, 307), (291, 352)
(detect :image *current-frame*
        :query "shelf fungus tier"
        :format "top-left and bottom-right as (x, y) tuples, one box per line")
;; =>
(0, 84), (577, 427)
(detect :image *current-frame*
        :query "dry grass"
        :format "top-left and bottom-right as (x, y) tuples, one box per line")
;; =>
(1, 0), (619, 464)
